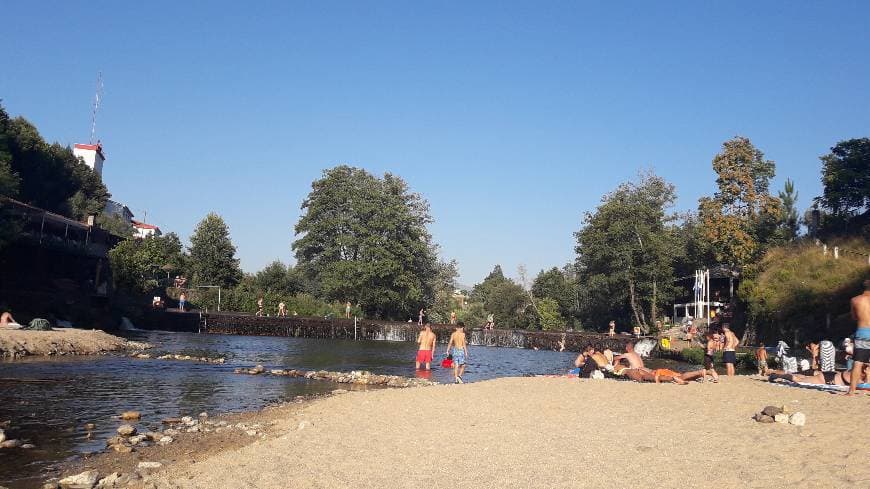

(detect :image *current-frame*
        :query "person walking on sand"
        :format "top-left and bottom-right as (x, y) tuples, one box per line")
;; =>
(446, 322), (469, 383)
(345, 301), (352, 319)
(722, 324), (739, 377)
(704, 330), (721, 383)
(847, 279), (870, 396)
(755, 343), (769, 375)
(179, 292), (187, 312)
(415, 323), (437, 370)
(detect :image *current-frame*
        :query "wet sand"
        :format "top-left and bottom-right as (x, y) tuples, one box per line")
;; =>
(138, 376), (870, 489)
(0, 328), (127, 358)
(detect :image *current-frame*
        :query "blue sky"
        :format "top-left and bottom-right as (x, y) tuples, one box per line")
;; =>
(2, 1), (868, 284)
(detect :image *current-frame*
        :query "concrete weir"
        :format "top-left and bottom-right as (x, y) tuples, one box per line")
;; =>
(199, 312), (638, 352)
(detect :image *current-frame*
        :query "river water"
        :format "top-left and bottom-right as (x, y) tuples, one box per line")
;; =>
(0, 330), (686, 488)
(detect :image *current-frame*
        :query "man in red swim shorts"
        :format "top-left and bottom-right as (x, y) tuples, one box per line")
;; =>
(415, 323), (437, 370)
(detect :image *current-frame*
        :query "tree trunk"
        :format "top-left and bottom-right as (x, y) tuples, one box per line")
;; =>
(627, 277), (647, 331)
(649, 278), (657, 333)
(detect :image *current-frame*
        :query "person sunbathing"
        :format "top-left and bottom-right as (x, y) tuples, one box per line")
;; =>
(1, 311), (21, 329)
(769, 368), (865, 386)
(613, 361), (707, 384)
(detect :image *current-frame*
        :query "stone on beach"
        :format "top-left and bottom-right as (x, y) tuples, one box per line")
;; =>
(116, 424), (137, 436)
(774, 413), (790, 424)
(789, 412), (806, 426)
(58, 470), (100, 489)
(94, 472), (121, 489)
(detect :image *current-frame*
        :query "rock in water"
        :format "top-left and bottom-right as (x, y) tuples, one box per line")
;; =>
(117, 424), (137, 436)
(773, 413), (789, 424)
(59, 470), (100, 489)
(0, 440), (22, 448)
(0, 429), (5, 443)
(761, 406), (782, 417)
(120, 411), (141, 420)
(789, 412), (806, 426)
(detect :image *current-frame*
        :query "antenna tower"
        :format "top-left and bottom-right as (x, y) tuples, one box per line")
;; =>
(90, 72), (104, 144)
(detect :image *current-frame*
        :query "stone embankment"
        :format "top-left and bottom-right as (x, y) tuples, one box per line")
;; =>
(234, 366), (438, 387)
(0, 328), (139, 359)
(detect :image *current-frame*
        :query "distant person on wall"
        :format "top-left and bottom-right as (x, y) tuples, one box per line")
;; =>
(608, 320), (616, 337)
(415, 323), (437, 370)
(486, 313), (494, 330)
(450, 311), (457, 325)
(632, 325), (641, 337)
(179, 293), (187, 312)
(446, 322), (469, 383)
(418, 307), (426, 326)
(278, 302), (287, 317)
(256, 297), (264, 317)
(345, 301), (351, 319)
(1, 311), (20, 329)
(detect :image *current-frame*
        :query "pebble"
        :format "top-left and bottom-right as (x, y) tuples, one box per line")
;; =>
(58, 470), (99, 489)
(137, 461), (163, 470)
(761, 406), (782, 417)
(120, 411), (141, 421)
(158, 436), (173, 446)
(161, 418), (182, 425)
(21, 443), (35, 449)
(163, 429), (180, 436)
(95, 472), (121, 488)
(112, 444), (134, 453)
(117, 424), (137, 436)
(774, 413), (789, 424)
(129, 435), (146, 445)
(0, 440), (21, 448)
(789, 412), (806, 426)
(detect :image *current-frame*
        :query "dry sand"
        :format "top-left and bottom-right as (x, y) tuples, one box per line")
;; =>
(147, 376), (870, 489)
(0, 328), (127, 358)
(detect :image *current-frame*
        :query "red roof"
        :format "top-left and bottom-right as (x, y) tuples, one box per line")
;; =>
(132, 220), (161, 231)
(73, 143), (106, 159)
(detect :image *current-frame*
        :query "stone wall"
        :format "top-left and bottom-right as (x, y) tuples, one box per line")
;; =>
(200, 313), (639, 352)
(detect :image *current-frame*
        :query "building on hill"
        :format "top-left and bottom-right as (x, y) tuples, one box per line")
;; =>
(73, 142), (106, 178)
(132, 220), (162, 239)
(103, 199), (134, 223)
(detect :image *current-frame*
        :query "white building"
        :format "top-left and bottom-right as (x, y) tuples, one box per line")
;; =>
(132, 220), (162, 239)
(73, 143), (106, 178)
(104, 200), (134, 223)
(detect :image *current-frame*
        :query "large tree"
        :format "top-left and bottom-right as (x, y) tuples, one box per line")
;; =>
(575, 172), (679, 332)
(109, 233), (187, 292)
(698, 136), (782, 268)
(188, 213), (242, 287)
(816, 138), (870, 236)
(531, 267), (576, 322)
(293, 166), (439, 319)
(0, 104), (109, 220)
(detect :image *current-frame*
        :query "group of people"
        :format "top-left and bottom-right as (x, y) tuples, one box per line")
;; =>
(414, 322), (469, 384)
(573, 341), (714, 385)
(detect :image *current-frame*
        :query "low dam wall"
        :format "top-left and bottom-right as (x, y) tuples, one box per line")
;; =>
(198, 312), (640, 353)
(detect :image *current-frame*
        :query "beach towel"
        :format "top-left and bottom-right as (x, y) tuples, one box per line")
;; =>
(820, 341), (835, 372)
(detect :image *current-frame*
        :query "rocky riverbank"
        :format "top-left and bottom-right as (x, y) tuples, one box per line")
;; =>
(0, 329), (136, 359)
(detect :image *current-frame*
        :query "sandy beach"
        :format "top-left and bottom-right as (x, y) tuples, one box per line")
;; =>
(126, 376), (870, 489)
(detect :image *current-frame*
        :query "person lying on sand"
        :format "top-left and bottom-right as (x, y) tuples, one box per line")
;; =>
(612, 361), (707, 385)
(769, 368), (865, 386)
(1, 311), (21, 329)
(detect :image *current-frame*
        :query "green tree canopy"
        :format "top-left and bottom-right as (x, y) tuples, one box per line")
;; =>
(0, 103), (109, 220)
(778, 178), (799, 241)
(292, 165), (439, 319)
(816, 138), (870, 236)
(531, 267), (576, 320)
(575, 172), (680, 332)
(109, 233), (187, 292)
(188, 213), (242, 287)
(698, 136), (782, 268)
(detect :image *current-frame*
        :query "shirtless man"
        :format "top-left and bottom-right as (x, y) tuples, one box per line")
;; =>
(608, 320), (616, 337)
(612, 343), (648, 371)
(722, 324), (739, 377)
(616, 363), (706, 385)
(415, 323), (437, 370)
(704, 331), (721, 383)
(847, 279), (870, 396)
(445, 322), (469, 383)
(278, 301), (287, 317)
(256, 297), (264, 317)
(755, 344), (769, 376)
(806, 341), (820, 370)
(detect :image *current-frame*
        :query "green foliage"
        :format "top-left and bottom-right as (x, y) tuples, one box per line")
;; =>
(188, 213), (242, 287)
(96, 213), (134, 238)
(741, 237), (870, 344)
(0, 104), (109, 220)
(109, 233), (187, 292)
(575, 172), (680, 332)
(457, 302), (487, 329)
(816, 138), (870, 236)
(679, 347), (707, 365)
(293, 166), (439, 319)
(778, 178), (800, 241)
(531, 267), (576, 320)
(535, 297), (564, 331)
(426, 259), (460, 324)
(698, 136), (782, 268)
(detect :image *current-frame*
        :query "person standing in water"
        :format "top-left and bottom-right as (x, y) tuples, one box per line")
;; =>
(847, 279), (870, 396)
(446, 322), (469, 383)
(415, 323), (437, 370)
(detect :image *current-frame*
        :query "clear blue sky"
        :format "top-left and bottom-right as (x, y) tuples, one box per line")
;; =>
(2, 1), (868, 284)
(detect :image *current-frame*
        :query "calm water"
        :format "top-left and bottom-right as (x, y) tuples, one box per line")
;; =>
(0, 330), (593, 488)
